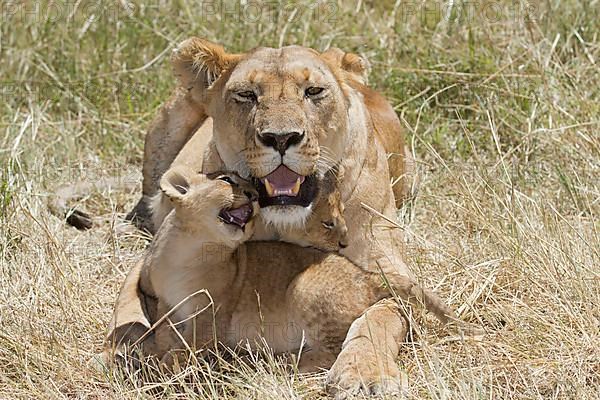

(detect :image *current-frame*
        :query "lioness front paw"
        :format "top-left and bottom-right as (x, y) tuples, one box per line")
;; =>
(325, 350), (407, 399)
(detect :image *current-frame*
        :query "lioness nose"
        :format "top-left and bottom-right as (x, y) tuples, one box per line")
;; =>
(258, 131), (304, 155)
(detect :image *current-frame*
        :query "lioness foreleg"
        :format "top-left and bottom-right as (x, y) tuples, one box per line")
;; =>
(102, 260), (158, 365)
(325, 299), (407, 399)
(127, 89), (208, 231)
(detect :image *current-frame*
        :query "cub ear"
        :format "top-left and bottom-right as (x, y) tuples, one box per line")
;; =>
(171, 37), (242, 93)
(321, 48), (369, 85)
(160, 166), (196, 202)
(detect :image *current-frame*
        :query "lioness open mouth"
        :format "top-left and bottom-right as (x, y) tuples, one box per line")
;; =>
(255, 165), (318, 208)
(219, 203), (253, 229)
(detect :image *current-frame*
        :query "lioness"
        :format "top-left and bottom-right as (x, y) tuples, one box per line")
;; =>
(95, 38), (443, 397)
(106, 166), (453, 387)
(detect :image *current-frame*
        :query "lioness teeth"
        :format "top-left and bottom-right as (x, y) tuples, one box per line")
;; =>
(263, 177), (303, 197)
(264, 178), (275, 196)
(291, 177), (301, 195)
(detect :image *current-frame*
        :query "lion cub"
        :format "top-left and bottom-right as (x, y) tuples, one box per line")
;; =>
(289, 167), (455, 326)
(135, 167), (258, 360)
(143, 167), (351, 361)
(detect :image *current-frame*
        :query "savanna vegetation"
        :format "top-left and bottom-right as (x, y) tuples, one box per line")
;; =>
(1, 1), (598, 398)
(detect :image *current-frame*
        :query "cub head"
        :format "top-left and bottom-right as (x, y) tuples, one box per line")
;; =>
(303, 167), (349, 252)
(171, 38), (368, 229)
(160, 166), (258, 244)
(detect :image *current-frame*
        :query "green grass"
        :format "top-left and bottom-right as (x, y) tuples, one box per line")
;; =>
(1, 0), (598, 398)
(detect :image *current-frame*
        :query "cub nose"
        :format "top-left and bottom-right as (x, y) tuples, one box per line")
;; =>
(258, 131), (304, 155)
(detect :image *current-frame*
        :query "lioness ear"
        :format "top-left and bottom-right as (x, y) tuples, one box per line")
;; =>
(321, 48), (369, 85)
(160, 167), (195, 202)
(171, 37), (242, 92)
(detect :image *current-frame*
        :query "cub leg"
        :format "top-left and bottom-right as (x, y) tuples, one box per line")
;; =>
(152, 302), (186, 360)
(153, 300), (218, 368)
(152, 304), (198, 370)
(325, 299), (408, 399)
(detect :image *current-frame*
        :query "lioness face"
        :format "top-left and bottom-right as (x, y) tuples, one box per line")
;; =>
(213, 47), (350, 226)
(172, 39), (354, 228)
(160, 167), (258, 243)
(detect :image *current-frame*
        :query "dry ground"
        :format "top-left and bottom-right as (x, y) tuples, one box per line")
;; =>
(1, 1), (598, 399)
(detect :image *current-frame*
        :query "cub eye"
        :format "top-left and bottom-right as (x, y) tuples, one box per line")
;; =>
(305, 87), (325, 97)
(322, 220), (335, 230)
(234, 90), (257, 102)
(217, 175), (236, 185)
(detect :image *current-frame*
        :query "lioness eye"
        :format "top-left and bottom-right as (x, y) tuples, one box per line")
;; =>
(234, 90), (257, 102)
(305, 87), (325, 97)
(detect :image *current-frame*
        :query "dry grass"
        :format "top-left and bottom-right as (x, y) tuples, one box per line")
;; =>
(1, 0), (598, 398)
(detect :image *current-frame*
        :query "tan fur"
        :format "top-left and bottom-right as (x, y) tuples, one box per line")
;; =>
(104, 168), (453, 377)
(106, 39), (447, 396)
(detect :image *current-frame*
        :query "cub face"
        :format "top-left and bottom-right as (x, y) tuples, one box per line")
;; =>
(160, 166), (258, 243)
(304, 170), (349, 252)
(317, 189), (349, 251)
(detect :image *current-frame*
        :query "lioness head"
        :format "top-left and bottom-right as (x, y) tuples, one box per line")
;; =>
(171, 38), (367, 228)
(160, 166), (258, 243)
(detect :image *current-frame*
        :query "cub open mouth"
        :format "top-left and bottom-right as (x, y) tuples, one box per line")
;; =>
(255, 165), (318, 208)
(218, 203), (253, 229)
